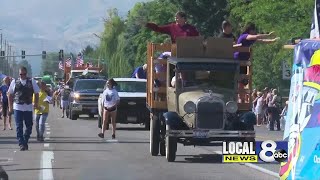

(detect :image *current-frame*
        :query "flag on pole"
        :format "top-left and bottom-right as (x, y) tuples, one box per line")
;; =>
(76, 54), (84, 67)
(65, 57), (71, 67)
(310, 0), (320, 38)
(59, 61), (64, 70)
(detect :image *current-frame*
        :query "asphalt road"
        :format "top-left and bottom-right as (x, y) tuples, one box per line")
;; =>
(0, 106), (282, 180)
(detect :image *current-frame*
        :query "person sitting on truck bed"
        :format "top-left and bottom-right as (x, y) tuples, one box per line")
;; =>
(218, 20), (236, 43)
(145, 11), (199, 43)
(131, 64), (147, 79)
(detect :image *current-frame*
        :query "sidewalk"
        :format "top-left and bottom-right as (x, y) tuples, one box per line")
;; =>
(255, 125), (284, 141)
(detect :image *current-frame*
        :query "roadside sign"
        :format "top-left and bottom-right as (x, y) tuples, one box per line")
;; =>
(282, 60), (291, 80)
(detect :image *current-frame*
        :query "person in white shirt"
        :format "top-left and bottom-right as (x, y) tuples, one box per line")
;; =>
(98, 78), (120, 139)
(7, 66), (40, 151)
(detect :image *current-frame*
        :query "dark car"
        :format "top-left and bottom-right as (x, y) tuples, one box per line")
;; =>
(98, 78), (149, 129)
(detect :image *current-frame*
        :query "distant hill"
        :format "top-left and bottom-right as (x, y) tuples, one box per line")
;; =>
(0, 0), (149, 75)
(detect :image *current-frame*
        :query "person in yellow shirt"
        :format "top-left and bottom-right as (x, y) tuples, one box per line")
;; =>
(33, 81), (50, 142)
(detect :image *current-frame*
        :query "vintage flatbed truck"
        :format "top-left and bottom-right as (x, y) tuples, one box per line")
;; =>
(146, 37), (256, 162)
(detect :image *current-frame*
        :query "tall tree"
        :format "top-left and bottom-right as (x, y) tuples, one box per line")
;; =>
(168, 0), (229, 36)
(228, 0), (313, 90)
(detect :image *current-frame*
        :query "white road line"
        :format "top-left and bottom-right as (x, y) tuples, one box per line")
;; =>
(213, 151), (279, 178)
(106, 139), (119, 143)
(44, 143), (50, 148)
(45, 123), (49, 125)
(46, 128), (51, 131)
(46, 132), (51, 135)
(45, 137), (50, 140)
(40, 151), (54, 180)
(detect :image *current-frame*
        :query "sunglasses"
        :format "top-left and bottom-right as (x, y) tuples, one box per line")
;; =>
(20, 73), (26, 76)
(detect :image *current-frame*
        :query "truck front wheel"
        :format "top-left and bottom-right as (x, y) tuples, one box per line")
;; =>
(150, 114), (160, 156)
(166, 125), (177, 162)
(71, 111), (78, 120)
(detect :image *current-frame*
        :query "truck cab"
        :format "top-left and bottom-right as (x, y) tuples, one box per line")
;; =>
(146, 37), (256, 162)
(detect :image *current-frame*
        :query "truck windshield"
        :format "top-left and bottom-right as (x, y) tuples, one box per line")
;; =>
(114, 81), (146, 92)
(178, 70), (236, 90)
(74, 80), (106, 91)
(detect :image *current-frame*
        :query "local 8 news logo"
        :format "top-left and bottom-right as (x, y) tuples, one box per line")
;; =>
(222, 140), (288, 163)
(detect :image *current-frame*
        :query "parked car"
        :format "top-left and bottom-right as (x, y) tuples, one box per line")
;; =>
(98, 78), (149, 129)
(67, 78), (106, 120)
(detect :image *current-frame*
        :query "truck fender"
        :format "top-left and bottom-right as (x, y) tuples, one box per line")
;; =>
(240, 112), (256, 130)
(163, 112), (189, 130)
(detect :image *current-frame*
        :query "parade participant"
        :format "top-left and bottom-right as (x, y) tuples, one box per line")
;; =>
(98, 78), (120, 139)
(131, 64), (147, 79)
(7, 67), (40, 151)
(33, 81), (50, 141)
(58, 85), (70, 118)
(145, 11), (199, 43)
(218, 20), (236, 43)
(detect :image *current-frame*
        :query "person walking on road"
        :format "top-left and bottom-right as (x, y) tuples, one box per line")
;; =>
(7, 66), (40, 151)
(58, 85), (70, 118)
(0, 77), (13, 130)
(98, 78), (120, 139)
(33, 81), (50, 142)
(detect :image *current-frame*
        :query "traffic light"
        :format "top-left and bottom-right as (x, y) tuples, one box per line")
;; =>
(22, 50), (25, 59)
(0, 51), (4, 57)
(59, 49), (64, 60)
(42, 51), (46, 59)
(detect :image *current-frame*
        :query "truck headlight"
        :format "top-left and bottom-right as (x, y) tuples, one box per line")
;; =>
(74, 93), (80, 99)
(226, 101), (238, 114)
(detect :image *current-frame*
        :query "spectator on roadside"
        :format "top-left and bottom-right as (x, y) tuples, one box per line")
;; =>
(33, 81), (50, 142)
(98, 78), (120, 139)
(0, 77), (13, 130)
(7, 66), (40, 151)
(145, 11), (199, 43)
(267, 89), (281, 131)
(131, 64), (147, 79)
(218, 20), (236, 43)
(255, 91), (265, 126)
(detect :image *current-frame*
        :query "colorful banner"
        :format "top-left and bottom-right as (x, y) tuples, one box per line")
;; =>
(280, 39), (320, 179)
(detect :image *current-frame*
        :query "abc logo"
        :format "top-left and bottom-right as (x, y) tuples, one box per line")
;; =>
(259, 140), (288, 163)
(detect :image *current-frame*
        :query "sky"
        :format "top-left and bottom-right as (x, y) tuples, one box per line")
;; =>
(0, 0), (148, 75)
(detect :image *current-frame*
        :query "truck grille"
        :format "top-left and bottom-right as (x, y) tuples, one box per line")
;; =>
(78, 94), (99, 102)
(196, 101), (224, 129)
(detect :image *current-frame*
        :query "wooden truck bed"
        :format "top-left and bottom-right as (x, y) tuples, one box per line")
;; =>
(146, 42), (253, 112)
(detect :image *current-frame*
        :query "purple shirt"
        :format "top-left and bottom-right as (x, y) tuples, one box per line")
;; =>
(234, 33), (256, 60)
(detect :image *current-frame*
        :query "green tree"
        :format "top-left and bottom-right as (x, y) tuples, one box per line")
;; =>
(228, 0), (313, 91)
(41, 52), (63, 77)
(168, 0), (229, 36)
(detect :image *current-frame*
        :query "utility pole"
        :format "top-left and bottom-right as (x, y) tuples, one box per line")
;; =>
(8, 45), (12, 76)
(4, 40), (7, 74)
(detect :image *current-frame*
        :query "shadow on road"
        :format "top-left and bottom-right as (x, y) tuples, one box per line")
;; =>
(6, 167), (72, 171)
(116, 127), (148, 131)
(117, 141), (149, 144)
(175, 154), (223, 164)
(52, 149), (111, 152)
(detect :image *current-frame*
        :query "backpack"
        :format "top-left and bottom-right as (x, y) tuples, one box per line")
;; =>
(61, 89), (70, 101)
